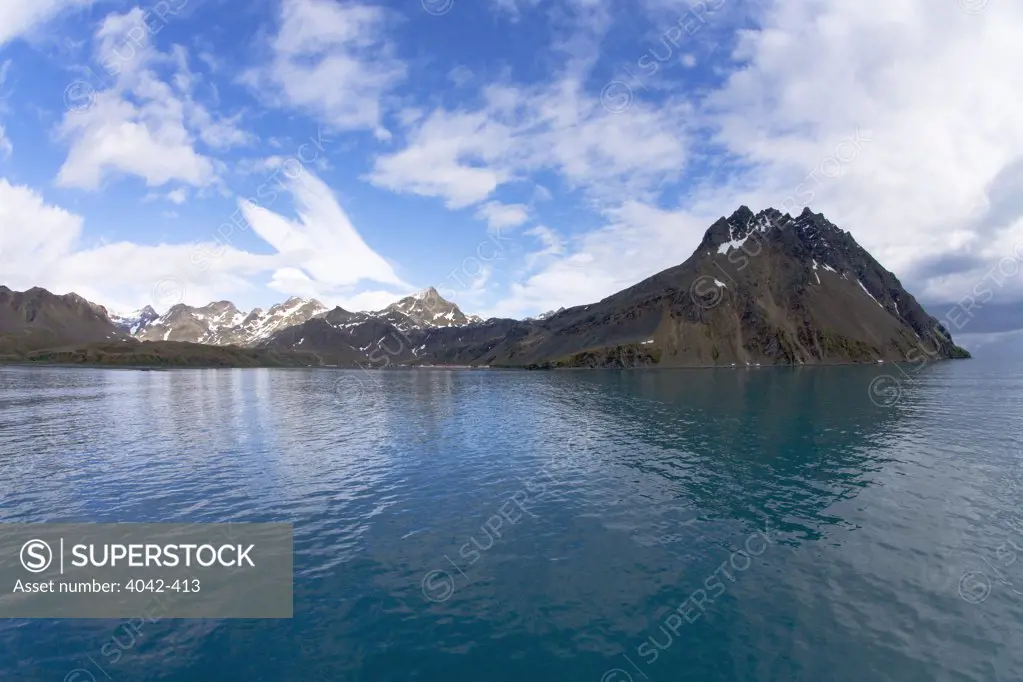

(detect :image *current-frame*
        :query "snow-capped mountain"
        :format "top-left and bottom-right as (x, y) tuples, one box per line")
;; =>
(108, 305), (159, 336)
(138, 301), (247, 344)
(233, 298), (330, 344)
(136, 298), (327, 346)
(123, 290), (482, 347)
(375, 287), (483, 330)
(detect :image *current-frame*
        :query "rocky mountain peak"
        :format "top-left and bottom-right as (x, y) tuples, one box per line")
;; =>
(727, 205), (755, 227)
(701, 206), (781, 255)
(132, 296), (328, 345)
(379, 287), (480, 329)
(280, 296), (322, 308)
(235, 297), (328, 343)
(201, 301), (241, 315)
(700, 205), (853, 262)
(109, 305), (160, 335)
(417, 287), (441, 300)
(119, 286), (482, 347)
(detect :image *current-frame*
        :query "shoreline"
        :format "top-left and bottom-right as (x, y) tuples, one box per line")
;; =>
(0, 356), (969, 371)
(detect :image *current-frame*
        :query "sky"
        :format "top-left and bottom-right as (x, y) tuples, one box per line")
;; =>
(0, 0), (1021, 338)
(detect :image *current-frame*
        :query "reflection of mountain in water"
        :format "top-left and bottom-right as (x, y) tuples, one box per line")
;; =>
(536, 365), (911, 545)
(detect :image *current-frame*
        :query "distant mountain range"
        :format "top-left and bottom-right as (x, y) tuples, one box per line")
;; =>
(105, 287), (484, 347)
(1, 206), (970, 367)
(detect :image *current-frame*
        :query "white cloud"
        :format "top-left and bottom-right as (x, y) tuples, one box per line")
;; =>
(166, 187), (188, 204)
(0, 178), (274, 312)
(369, 79), (690, 209)
(239, 169), (411, 302)
(367, 107), (512, 208)
(491, 0), (526, 19)
(57, 90), (217, 189)
(244, 0), (405, 138)
(698, 0), (1023, 300)
(0, 179), (83, 278)
(0, 171), (411, 314)
(475, 201), (530, 230)
(8, 0), (1022, 332)
(264, 270), (406, 312)
(447, 65), (474, 87)
(521, 224), (565, 270)
(367, 0), (672, 211)
(0, 124), (10, 159)
(56, 8), (247, 190)
(0, 0), (91, 47)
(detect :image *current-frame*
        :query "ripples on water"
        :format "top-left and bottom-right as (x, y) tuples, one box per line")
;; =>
(0, 358), (1021, 681)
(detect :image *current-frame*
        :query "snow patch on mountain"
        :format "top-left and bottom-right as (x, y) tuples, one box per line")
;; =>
(857, 280), (884, 308)
(137, 298), (328, 346)
(375, 287), (482, 330)
(125, 290), (482, 347)
(109, 306), (159, 335)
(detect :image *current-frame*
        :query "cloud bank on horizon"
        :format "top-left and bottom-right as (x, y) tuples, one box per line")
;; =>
(0, 0), (1021, 335)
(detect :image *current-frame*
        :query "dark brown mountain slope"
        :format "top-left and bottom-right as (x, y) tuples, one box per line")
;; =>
(501, 206), (968, 367)
(0, 285), (128, 353)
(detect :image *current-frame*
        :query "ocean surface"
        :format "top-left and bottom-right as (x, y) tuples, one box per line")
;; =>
(1, 356), (1021, 681)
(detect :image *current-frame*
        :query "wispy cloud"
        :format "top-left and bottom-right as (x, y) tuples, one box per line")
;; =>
(56, 7), (246, 190)
(0, 0), (91, 48)
(242, 0), (406, 139)
(0, 167), (410, 314)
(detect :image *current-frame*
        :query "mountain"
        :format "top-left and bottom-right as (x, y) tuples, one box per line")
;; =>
(375, 287), (483, 330)
(136, 297), (327, 345)
(0, 287), (323, 367)
(502, 205), (970, 367)
(1, 206), (972, 368)
(0, 285), (127, 354)
(260, 206), (969, 368)
(257, 290), (482, 365)
(125, 289), (482, 347)
(137, 300), (246, 343)
(525, 308), (565, 322)
(109, 305), (159, 336)
(225, 297), (329, 345)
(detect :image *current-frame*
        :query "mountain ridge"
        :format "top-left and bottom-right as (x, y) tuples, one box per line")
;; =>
(0, 285), (129, 353)
(256, 205), (968, 368)
(1, 206), (971, 367)
(122, 288), (484, 347)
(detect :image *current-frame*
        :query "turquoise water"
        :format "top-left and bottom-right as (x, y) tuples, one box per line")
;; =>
(1, 358), (1021, 681)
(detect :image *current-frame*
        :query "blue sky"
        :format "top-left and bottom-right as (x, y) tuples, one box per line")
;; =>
(1, 0), (1022, 337)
